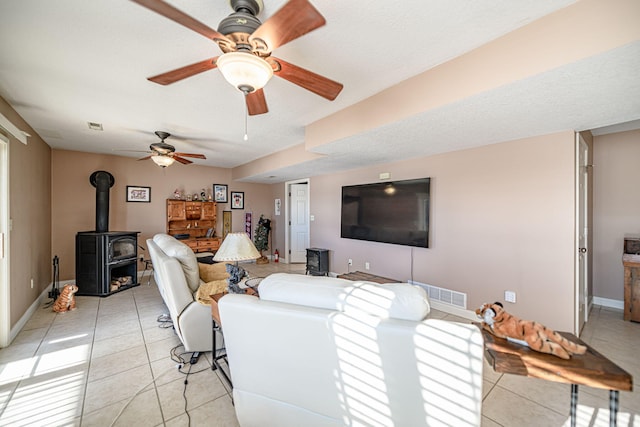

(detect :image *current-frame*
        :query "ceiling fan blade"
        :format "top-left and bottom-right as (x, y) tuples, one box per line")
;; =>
(249, 0), (325, 52)
(246, 89), (268, 116)
(271, 57), (343, 101)
(173, 152), (206, 159)
(137, 155), (153, 161)
(148, 57), (219, 85)
(130, 0), (230, 43)
(172, 155), (193, 165)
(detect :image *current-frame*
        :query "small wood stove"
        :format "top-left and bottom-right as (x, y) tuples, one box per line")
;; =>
(75, 170), (140, 296)
(76, 231), (140, 296)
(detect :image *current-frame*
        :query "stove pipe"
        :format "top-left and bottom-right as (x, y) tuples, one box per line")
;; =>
(89, 171), (115, 233)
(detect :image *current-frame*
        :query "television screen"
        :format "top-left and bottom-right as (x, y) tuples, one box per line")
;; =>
(341, 178), (430, 248)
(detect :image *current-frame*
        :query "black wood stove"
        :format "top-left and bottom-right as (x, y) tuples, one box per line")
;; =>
(75, 171), (140, 296)
(306, 248), (329, 276)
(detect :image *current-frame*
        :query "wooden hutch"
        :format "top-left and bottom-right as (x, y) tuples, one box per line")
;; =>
(166, 199), (221, 253)
(623, 237), (640, 322)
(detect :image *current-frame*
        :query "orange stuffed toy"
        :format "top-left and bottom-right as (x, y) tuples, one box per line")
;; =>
(476, 302), (586, 359)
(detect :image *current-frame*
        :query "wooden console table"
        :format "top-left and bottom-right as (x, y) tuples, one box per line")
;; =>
(623, 253), (640, 322)
(337, 271), (399, 284)
(477, 325), (632, 427)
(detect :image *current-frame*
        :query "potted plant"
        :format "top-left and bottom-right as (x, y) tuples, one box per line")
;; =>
(254, 214), (271, 264)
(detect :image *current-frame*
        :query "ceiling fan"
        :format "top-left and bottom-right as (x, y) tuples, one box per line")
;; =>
(138, 131), (207, 167)
(131, 0), (344, 115)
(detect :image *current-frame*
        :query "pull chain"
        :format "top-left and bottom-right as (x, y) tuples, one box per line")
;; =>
(244, 98), (249, 141)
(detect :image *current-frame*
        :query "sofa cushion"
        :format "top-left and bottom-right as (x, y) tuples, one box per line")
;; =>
(259, 273), (430, 321)
(153, 233), (200, 293)
(198, 261), (229, 282)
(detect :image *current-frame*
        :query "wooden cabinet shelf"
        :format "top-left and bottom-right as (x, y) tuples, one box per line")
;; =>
(166, 199), (220, 253)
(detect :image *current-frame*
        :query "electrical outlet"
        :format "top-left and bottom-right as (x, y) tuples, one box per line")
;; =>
(365, 262), (370, 270)
(504, 290), (516, 303)
(348, 259), (353, 266)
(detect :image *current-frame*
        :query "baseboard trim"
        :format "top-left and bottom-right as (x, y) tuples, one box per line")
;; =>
(9, 280), (76, 344)
(593, 296), (624, 310)
(429, 301), (477, 321)
(10, 286), (51, 343)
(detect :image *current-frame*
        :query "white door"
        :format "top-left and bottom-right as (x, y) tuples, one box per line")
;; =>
(0, 134), (9, 348)
(575, 133), (589, 334)
(288, 181), (309, 263)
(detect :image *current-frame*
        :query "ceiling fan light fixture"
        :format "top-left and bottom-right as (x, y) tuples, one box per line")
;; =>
(217, 52), (273, 93)
(151, 155), (175, 168)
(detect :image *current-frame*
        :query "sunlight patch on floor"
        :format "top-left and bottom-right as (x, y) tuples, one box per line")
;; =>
(561, 404), (638, 427)
(0, 369), (85, 426)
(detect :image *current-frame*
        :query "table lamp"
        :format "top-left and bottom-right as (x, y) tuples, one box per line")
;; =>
(213, 232), (260, 293)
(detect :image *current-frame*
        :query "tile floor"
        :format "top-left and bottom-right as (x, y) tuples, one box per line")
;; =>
(0, 262), (638, 426)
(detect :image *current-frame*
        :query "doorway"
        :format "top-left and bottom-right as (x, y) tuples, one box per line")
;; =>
(0, 133), (9, 347)
(285, 179), (309, 263)
(575, 133), (590, 335)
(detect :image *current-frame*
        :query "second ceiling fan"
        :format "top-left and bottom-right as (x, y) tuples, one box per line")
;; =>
(138, 131), (206, 167)
(132, 0), (344, 115)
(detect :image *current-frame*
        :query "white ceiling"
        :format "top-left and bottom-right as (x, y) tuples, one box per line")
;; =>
(1, 0), (639, 182)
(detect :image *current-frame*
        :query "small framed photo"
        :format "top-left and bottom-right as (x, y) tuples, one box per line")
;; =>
(126, 186), (151, 203)
(213, 184), (228, 203)
(231, 191), (244, 209)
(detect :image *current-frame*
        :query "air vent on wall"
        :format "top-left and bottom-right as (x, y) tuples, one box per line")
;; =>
(409, 280), (467, 309)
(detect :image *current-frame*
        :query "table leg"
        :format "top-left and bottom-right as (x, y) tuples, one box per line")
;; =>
(211, 319), (233, 387)
(211, 319), (218, 371)
(609, 390), (619, 427)
(570, 384), (578, 427)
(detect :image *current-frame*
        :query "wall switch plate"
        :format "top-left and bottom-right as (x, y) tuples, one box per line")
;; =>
(504, 290), (516, 303)
(348, 259), (353, 266)
(365, 262), (370, 270)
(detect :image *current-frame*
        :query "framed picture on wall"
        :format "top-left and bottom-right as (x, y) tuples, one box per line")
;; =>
(231, 191), (244, 209)
(213, 184), (228, 203)
(126, 186), (151, 203)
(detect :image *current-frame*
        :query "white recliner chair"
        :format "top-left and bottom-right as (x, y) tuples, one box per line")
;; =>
(219, 273), (484, 427)
(147, 234), (213, 352)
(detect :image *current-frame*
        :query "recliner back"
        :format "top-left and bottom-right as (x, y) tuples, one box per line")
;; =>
(219, 274), (484, 427)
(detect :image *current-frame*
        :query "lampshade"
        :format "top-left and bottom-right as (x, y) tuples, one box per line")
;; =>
(151, 155), (175, 167)
(216, 52), (274, 94)
(213, 232), (261, 262)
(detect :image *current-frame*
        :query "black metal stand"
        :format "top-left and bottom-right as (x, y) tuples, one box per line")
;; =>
(48, 256), (60, 301)
(570, 384), (619, 427)
(211, 319), (233, 387)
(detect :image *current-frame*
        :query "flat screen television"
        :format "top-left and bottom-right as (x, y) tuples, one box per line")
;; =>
(341, 177), (430, 248)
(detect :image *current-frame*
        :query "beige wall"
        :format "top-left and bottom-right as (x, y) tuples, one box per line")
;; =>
(51, 149), (274, 280)
(268, 183), (287, 259)
(1, 97), (52, 328)
(309, 131), (577, 331)
(593, 129), (640, 301)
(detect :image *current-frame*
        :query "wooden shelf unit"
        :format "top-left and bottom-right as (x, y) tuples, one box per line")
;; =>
(166, 199), (221, 253)
(623, 253), (640, 322)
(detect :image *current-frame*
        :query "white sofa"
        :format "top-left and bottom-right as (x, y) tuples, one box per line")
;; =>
(147, 233), (214, 353)
(219, 273), (484, 427)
